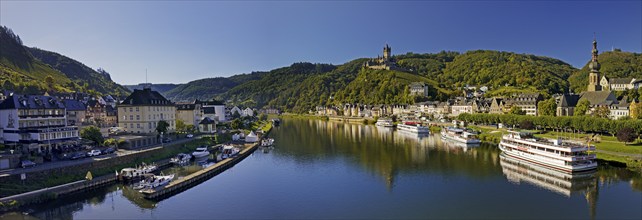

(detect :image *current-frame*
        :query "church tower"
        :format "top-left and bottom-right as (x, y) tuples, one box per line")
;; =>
(587, 38), (602, 91)
(383, 44), (391, 61)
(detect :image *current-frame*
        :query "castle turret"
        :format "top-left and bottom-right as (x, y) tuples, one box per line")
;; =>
(587, 37), (602, 92)
(383, 44), (391, 61)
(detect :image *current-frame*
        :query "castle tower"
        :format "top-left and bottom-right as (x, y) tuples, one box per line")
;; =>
(383, 44), (391, 61)
(587, 37), (602, 91)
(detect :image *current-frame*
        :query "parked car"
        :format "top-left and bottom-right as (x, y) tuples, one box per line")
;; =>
(86, 150), (101, 157)
(103, 147), (116, 154)
(21, 160), (36, 168)
(162, 138), (172, 143)
(71, 152), (86, 160)
(186, 134), (194, 138)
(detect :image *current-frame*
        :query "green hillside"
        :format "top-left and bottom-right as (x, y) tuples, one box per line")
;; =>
(438, 50), (576, 95)
(0, 26), (129, 96)
(224, 62), (336, 108)
(568, 50), (642, 93)
(28, 47), (130, 97)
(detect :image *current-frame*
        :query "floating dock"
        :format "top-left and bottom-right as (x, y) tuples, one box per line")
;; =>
(141, 142), (260, 200)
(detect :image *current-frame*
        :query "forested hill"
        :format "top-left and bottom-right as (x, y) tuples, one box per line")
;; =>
(0, 26), (129, 97)
(28, 47), (130, 97)
(437, 50), (576, 96)
(568, 50), (642, 93)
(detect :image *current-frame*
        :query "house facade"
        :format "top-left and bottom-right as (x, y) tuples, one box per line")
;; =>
(117, 88), (176, 134)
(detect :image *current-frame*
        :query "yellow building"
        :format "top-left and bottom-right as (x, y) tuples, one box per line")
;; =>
(117, 88), (176, 134)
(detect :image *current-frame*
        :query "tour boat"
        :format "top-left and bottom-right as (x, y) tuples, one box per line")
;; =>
(498, 131), (597, 173)
(261, 138), (275, 147)
(119, 163), (158, 181)
(375, 118), (395, 127)
(396, 122), (430, 134)
(221, 145), (240, 159)
(440, 127), (481, 144)
(192, 147), (210, 159)
(170, 153), (192, 165)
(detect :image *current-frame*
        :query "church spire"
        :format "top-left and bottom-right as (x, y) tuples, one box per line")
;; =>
(587, 35), (602, 91)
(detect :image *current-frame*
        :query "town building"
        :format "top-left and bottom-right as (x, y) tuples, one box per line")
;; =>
(62, 99), (86, 127)
(600, 76), (642, 91)
(504, 93), (543, 116)
(409, 82), (429, 96)
(556, 94), (580, 116)
(176, 103), (202, 128)
(450, 99), (474, 117)
(198, 100), (226, 122)
(0, 94), (79, 154)
(489, 98), (505, 114)
(117, 88), (176, 134)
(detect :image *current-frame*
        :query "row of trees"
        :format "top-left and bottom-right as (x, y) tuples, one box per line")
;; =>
(457, 113), (642, 138)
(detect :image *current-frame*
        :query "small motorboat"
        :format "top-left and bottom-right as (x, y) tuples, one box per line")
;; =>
(261, 138), (275, 147)
(171, 153), (192, 165)
(221, 145), (240, 159)
(192, 147), (210, 159)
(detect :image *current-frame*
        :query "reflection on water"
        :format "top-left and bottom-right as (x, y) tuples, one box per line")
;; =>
(4, 118), (642, 219)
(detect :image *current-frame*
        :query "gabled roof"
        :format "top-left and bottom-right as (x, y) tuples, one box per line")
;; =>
(63, 99), (86, 111)
(0, 94), (65, 109)
(195, 99), (224, 105)
(199, 117), (216, 124)
(609, 78), (633, 85)
(120, 88), (173, 106)
(580, 91), (618, 106)
(558, 94), (580, 107)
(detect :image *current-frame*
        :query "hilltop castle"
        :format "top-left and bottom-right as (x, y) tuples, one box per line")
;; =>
(364, 44), (404, 71)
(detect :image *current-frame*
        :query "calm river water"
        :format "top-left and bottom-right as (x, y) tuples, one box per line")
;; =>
(3, 118), (642, 219)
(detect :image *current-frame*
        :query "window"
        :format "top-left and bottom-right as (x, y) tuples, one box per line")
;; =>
(136, 115), (140, 120)
(130, 115), (133, 120)
(129, 107), (133, 112)
(136, 107), (139, 112)
(137, 123), (140, 128)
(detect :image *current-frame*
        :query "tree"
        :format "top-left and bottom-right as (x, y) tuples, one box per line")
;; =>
(80, 126), (104, 146)
(575, 99), (590, 116)
(231, 118), (242, 129)
(103, 138), (117, 148)
(631, 100), (641, 119)
(232, 111), (241, 119)
(176, 119), (186, 133)
(616, 127), (637, 145)
(258, 113), (268, 121)
(156, 120), (169, 134)
(537, 98), (557, 116)
(509, 106), (525, 115)
(45, 75), (54, 90)
(594, 106), (610, 119)
(520, 120), (535, 130)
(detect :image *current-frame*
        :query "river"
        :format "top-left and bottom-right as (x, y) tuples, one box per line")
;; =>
(3, 118), (641, 219)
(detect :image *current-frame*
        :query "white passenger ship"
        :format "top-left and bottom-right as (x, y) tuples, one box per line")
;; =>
(396, 122), (430, 134)
(499, 131), (597, 173)
(375, 118), (395, 127)
(440, 127), (481, 144)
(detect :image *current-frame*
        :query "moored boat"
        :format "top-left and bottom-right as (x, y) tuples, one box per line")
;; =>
(221, 145), (240, 159)
(375, 118), (395, 127)
(192, 147), (210, 159)
(499, 131), (597, 173)
(170, 153), (192, 165)
(261, 138), (275, 147)
(440, 127), (481, 144)
(119, 163), (158, 181)
(396, 122), (430, 134)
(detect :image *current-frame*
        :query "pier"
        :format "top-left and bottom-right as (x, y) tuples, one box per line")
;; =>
(141, 142), (260, 200)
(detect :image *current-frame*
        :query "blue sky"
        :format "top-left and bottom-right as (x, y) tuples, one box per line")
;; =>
(1, 1), (641, 85)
